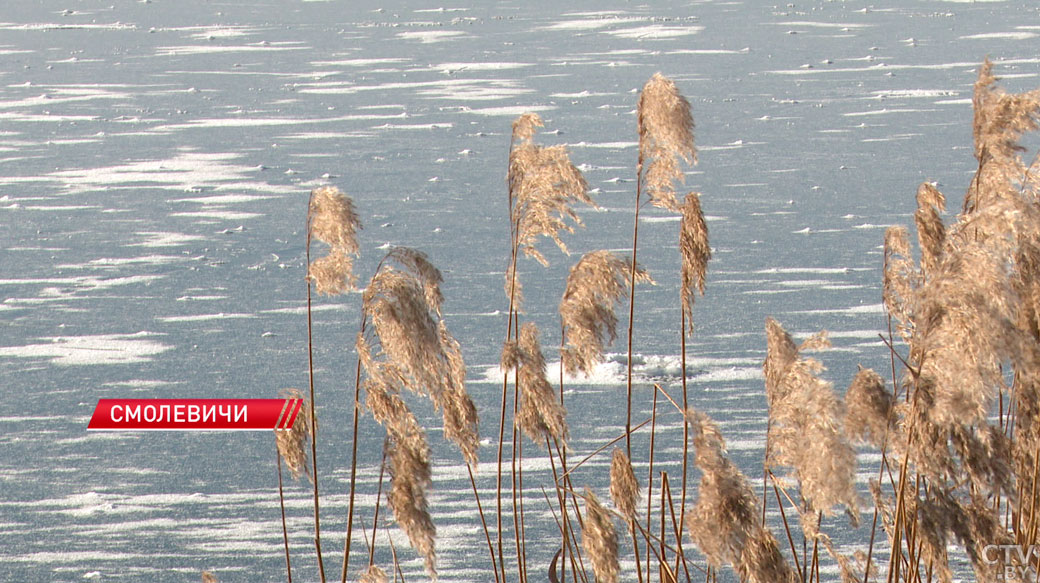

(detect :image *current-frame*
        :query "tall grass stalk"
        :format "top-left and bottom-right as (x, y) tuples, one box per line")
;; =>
(304, 226), (326, 583)
(625, 73), (696, 455)
(276, 449), (293, 583)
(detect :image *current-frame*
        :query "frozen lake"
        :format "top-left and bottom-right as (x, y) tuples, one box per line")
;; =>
(2, 1), (1038, 581)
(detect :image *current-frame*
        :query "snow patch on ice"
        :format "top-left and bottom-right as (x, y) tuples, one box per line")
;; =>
(396, 30), (467, 43)
(0, 332), (171, 365)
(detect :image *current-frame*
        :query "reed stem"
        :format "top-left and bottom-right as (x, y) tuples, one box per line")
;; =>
(277, 449), (294, 583)
(305, 202), (328, 583)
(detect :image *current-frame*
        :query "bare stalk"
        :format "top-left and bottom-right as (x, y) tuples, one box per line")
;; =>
(468, 463), (501, 583)
(277, 449), (294, 583)
(305, 202), (328, 583)
(624, 166), (643, 458)
(340, 328), (365, 583)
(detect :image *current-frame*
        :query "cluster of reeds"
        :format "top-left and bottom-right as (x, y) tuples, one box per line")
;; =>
(251, 59), (1040, 583)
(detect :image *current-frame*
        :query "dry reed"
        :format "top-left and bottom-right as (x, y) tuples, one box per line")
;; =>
(359, 565), (388, 581)
(356, 248), (481, 576)
(507, 112), (593, 269)
(560, 250), (652, 376)
(509, 322), (569, 446)
(972, 58), (1040, 163)
(638, 73), (696, 212)
(581, 488), (620, 583)
(623, 72), (696, 458)
(359, 565), (389, 583)
(679, 192), (710, 336)
(684, 407), (797, 583)
(763, 318), (859, 521)
(272, 57), (1040, 583)
(882, 226), (917, 342)
(843, 367), (892, 449)
(275, 388), (312, 482)
(308, 186), (362, 295)
(914, 182), (946, 277)
(609, 448), (639, 521)
(362, 250), (479, 464)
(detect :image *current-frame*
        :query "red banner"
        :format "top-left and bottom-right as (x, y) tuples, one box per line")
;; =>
(87, 398), (303, 431)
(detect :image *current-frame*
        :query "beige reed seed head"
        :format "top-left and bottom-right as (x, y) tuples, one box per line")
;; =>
(679, 192), (710, 336)
(359, 566), (389, 583)
(309, 249), (357, 296)
(913, 240), (1020, 433)
(684, 408), (797, 583)
(514, 322), (569, 446)
(386, 437), (437, 578)
(638, 73), (696, 212)
(362, 251), (480, 465)
(364, 377), (429, 463)
(882, 226), (917, 340)
(201, 571), (218, 583)
(762, 318), (859, 520)
(560, 250), (653, 376)
(364, 266), (445, 397)
(357, 249), (484, 576)
(685, 407), (755, 564)
(307, 186), (362, 295)
(509, 139), (593, 268)
(739, 532), (799, 583)
(365, 364), (436, 576)
(511, 111), (543, 144)
(911, 495), (954, 583)
(609, 448), (639, 520)
(914, 182), (946, 276)
(503, 260), (525, 312)
(763, 317), (799, 401)
(973, 58), (1040, 162)
(274, 388), (312, 482)
(581, 488), (620, 583)
(815, 532), (868, 583)
(385, 246), (445, 315)
(437, 320), (480, 465)
(843, 367), (893, 448)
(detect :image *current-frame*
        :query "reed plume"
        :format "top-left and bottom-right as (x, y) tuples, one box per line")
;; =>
(359, 342), (437, 577)
(609, 448), (639, 521)
(684, 408), (797, 583)
(275, 388), (312, 481)
(308, 186), (362, 295)
(362, 249), (479, 464)
(201, 572), (218, 583)
(387, 435), (437, 578)
(910, 241), (1019, 434)
(623, 72), (695, 456)
(359, 566), (388, 583)
(638, 73), (696, 212)
(356, 248), (480, 576)
(507, 112), (593, 270)
(914, 182), (945, 277)
(560, 250), (652, 376)
(509, 322), (568, 446)
(581, 488), (620, 583)
(763, 318), (859, 520)
(972, 58), (1040, 162)
(843, 367), (892, 450)
(679, 192), (710, 336)
(882, 226), (918, 341)
(965, 59), (1040, 214)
